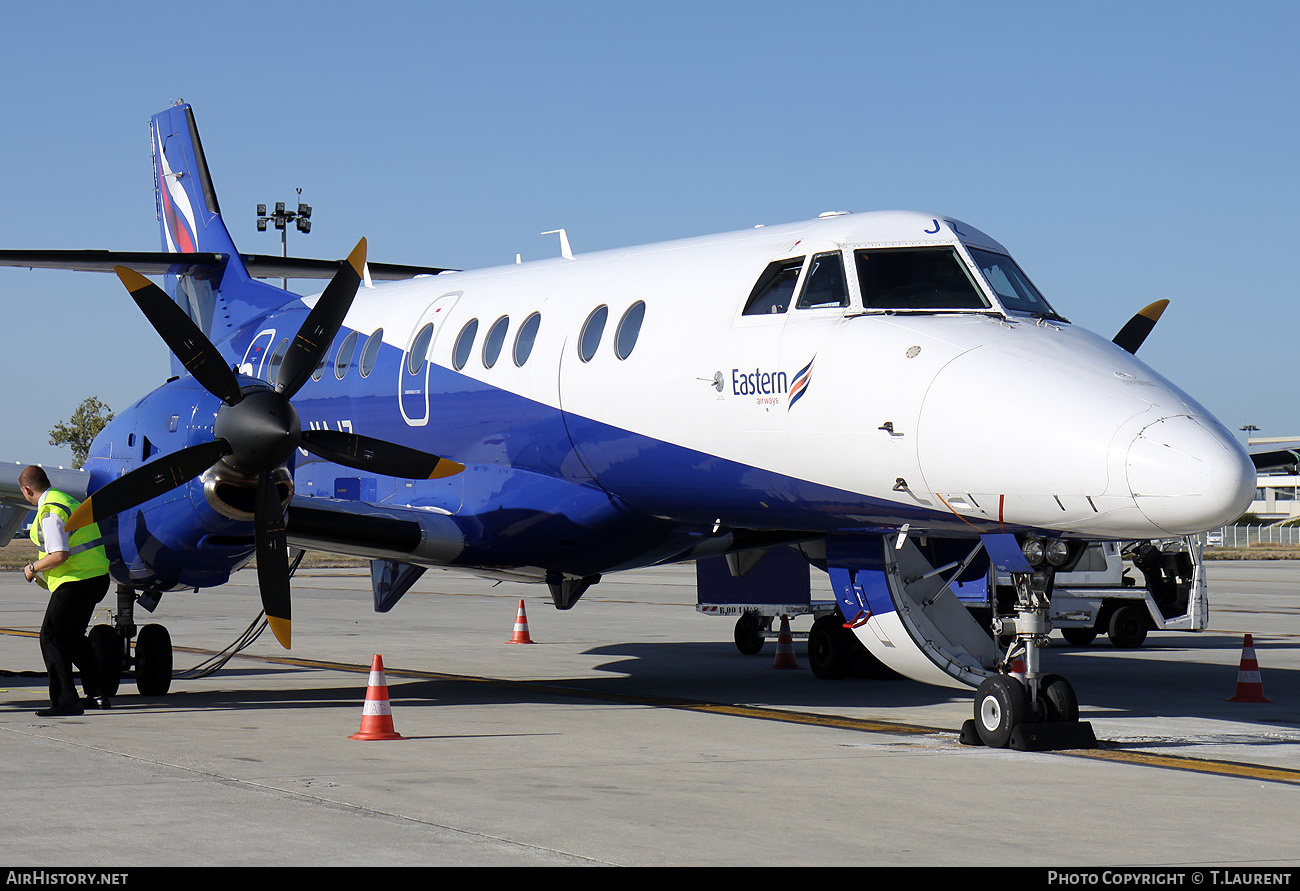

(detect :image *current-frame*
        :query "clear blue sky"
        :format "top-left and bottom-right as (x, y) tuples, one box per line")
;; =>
(0, 1), (1295, 466)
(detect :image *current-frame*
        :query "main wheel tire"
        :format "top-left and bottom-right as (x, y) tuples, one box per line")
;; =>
(974, 675), (1029, 748)
(135, 624), (173, 696)
(808, 615), (847, 679)
(1040, 674), (1079, 723)
(1107, 605), (1149, 648)
(734, 612), (765, 655)
(87, 624), (122, 698)
(843, 627), (898, 679)
(1061, 628), (1097, 647)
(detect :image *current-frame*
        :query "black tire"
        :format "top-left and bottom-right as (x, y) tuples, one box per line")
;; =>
(87, 624), (122, 698)
(733, 612), (765, 655)
(973, 674), (1029, 748)
(1107, 605), (1149, 648)
(1061, 628), (1097, 647)
(808, 615), (847, 679)
(1040, 674), (1079, 723)
(135, 624), (172, 696)
(844, 628), (898, 679)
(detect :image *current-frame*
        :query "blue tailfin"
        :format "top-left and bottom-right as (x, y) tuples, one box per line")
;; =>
(150, 102), (292, 374)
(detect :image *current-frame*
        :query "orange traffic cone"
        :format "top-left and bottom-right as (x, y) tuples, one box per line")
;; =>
(507, 599), (534, 644)
(350, 655), (405, 740)
(772, 615), (800, 669)
(1228, 634), (1272, 702)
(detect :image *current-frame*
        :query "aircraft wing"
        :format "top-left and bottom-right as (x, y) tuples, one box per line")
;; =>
(0, 464), (90, 545)
(0, 250), (454, 281)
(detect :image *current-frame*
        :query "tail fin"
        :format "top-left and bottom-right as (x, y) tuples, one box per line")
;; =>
(151, 102), (235, 257)
(150, 102), (290, 373)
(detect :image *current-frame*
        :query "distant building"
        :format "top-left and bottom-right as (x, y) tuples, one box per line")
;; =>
(1247, 437), (1299, 521)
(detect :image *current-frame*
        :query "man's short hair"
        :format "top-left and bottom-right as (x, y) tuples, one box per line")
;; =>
(18, 465), (51, 492)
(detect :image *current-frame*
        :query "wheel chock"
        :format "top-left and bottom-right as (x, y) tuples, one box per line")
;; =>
(1008, 721), (1097, 751)
(959, 718), (1098, 750)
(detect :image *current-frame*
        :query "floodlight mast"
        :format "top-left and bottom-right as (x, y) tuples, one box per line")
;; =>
(255, 187), (312, 289)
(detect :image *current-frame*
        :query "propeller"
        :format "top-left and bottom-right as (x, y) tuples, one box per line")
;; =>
(67, 238), (464, 648)
(1112, 299), (1169, 354)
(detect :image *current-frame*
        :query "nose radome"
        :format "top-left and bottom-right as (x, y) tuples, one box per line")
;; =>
(1126, 415), (1255, 534)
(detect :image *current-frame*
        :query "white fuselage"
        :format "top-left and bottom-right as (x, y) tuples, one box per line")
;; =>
(266, 210), (1252, 541)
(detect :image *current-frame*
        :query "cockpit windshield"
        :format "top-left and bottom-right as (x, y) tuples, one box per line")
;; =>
(967, 247), (1063, 319)
(854, 247), (990, 311)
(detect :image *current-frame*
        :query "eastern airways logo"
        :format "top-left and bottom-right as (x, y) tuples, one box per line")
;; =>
(729, 358), (814, 411)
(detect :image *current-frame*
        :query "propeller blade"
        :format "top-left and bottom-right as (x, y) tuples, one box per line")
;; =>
(254, 470), (292, 649)
(1112, 299), (1169, 355)
(276, 239), (367, 399)
(114, 267), (245, 406)
(300, 429), (465, 480)
(66, 439), (233, 533)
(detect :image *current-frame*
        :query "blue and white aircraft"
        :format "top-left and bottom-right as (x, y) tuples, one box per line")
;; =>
(0, 102), (1255, 747)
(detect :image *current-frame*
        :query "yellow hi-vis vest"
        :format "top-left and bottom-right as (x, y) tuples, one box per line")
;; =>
(30, 489), (110, 591)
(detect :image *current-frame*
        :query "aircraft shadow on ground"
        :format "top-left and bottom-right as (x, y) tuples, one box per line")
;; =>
(4, 634), (1292, 728)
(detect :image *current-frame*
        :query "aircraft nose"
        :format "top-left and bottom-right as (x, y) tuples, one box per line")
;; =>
(1125, 415), (1255, 534)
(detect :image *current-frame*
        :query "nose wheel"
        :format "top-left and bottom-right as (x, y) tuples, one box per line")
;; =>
(960, 569), (1096, 751)
(86, 585), (174, 698)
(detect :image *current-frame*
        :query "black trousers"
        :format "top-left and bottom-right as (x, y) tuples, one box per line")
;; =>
(39, 574), (110, 707)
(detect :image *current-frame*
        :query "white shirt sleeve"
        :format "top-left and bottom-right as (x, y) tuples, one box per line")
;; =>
(41, 505), (70, 554)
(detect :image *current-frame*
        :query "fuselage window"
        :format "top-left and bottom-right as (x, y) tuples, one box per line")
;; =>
(578, 305), (608, 362)
(482, 315), (509, 368)
(359, 327), (383, 378)
(742, 257), (804, 315)
(453, 318), (479, 371)
(513, 311), (541, 366)
(614, 301), (646, 359)
(266, 337), (290, 382)
(855, 247), (990, 311)
(334, 330), (358, 379)
(406, 323), (435, 375)
(796, 252), (849, 309)
(966, 247), (1062, 318)
(311, 350), (327, 382)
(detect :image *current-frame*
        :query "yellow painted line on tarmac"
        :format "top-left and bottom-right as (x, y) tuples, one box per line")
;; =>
(1067, 748), (1300, 785)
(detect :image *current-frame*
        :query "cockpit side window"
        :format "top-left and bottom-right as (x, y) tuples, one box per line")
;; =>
(966, 247), (1062, 318)
(796, 251), (849, 310)
(855, 247), (990, 311)
(742, 257), (804, 315)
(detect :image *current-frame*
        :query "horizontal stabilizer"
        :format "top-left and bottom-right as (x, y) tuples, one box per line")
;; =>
(0, 250), (454, 281)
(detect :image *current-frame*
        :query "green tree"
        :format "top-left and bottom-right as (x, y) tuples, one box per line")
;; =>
(48, 396), (114, 469)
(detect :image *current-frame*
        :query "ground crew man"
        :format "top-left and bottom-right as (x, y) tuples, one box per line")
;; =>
(18, 465), (111, 716)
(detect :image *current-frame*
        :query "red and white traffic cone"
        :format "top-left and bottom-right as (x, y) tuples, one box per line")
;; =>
(350, 655), (405, 741)
(772, 615), (800, 669)
(507, 599), (534, 644)
(1228, 634), (1272, 703)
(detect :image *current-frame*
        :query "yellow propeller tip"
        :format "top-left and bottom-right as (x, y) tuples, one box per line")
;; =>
(113, 266), (153, 293)
(65, 500), (92, 533)
(345, 238), (368, 277)
(1138, 299), (1170, 322)
(429, 460), (466, 480)
(268, 616), (292, 650)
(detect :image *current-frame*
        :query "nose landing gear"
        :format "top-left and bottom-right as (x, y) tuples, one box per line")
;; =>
(86, 584), (174, 698)
(960, 567), (1096, 751)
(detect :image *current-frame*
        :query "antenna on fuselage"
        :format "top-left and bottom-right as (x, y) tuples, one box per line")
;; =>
(541, 228), (574, 260)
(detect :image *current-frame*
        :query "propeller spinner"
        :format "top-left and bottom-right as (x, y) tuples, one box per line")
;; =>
(67, 239), (464, 648)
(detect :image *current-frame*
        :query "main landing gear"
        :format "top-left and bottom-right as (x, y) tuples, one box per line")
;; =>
(87, 584), (173, 697)
(960, 568), (1096, 751)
